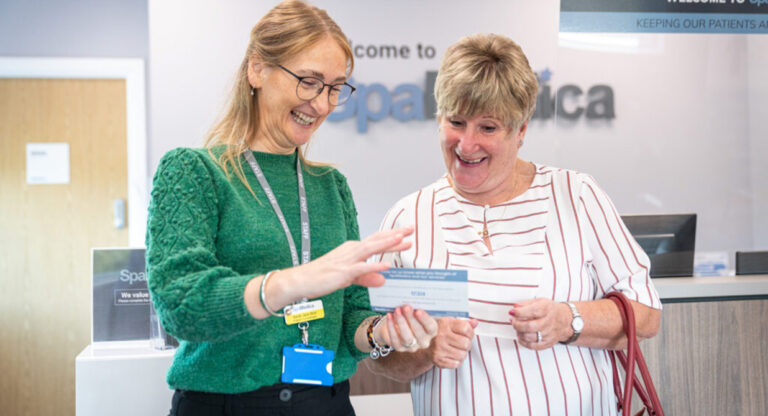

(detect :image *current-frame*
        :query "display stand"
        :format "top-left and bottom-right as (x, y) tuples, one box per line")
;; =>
(75, 341), (175, 416)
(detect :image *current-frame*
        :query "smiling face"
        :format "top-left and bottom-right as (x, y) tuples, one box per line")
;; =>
(440, 114), (528, 205)
(249, 36), (348, 153)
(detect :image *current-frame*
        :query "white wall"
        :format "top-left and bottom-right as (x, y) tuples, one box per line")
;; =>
(148, 0), (768, 253)
(746, 37), (768, 249)
(544, 33), (755, 253)
(0, 0), (148, 58)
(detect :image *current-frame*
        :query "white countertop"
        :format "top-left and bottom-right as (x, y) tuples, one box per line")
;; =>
(653, 274), (768, 301)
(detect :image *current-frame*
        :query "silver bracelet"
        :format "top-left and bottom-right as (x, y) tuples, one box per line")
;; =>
(259, 270), (284, 317)
(369, 315), (394, 359)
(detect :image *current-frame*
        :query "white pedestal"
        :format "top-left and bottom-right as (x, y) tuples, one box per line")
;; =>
(75, 342), (175, 416)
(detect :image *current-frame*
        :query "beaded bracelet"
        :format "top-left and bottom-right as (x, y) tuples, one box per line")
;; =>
(367, 315), (393, 359)
(259, 270), (284, 317)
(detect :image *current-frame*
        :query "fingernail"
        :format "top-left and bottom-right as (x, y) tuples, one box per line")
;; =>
(508, 309), (516, 316)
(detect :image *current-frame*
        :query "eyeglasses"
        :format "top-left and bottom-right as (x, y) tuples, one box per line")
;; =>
(277, 64), (356, 106)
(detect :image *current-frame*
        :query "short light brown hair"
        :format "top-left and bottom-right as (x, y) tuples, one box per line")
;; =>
(435, 34), (538, 132)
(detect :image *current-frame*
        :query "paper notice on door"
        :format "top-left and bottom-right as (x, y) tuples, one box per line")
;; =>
(26, 142), (70, 184)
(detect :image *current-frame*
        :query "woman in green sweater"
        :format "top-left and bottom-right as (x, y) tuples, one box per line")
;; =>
(146, 1), (437, 415)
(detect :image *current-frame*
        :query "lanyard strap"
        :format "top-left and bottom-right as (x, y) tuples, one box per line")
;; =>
(244, 151), (310, 267)
(244, 150), (314, 344)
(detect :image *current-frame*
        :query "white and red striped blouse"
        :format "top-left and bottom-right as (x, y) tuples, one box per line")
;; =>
(377, 164), (661, 416)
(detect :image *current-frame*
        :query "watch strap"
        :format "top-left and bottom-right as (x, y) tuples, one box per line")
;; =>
(562, 302), (582, 344)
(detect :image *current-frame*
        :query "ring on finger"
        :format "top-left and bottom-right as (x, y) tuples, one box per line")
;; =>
(536, 331), (542, 343)
(403, 338), (418, 348)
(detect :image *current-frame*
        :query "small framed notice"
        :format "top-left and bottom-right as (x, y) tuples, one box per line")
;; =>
(26, 142), (70, 184)
(91, 248), (150, 342)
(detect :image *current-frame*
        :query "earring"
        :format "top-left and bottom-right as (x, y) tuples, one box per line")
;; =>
(250, 87), (255, 96)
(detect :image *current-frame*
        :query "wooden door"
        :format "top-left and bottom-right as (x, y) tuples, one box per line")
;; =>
(0, 78), (128, 416)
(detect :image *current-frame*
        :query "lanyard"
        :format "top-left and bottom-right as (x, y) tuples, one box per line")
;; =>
(244, 151), (310, 267)
(244, 150), (312, 345)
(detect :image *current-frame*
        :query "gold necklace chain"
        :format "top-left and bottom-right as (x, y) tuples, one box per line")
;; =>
(476, 167), (526, 254)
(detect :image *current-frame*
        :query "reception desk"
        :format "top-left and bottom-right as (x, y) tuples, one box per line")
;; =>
(636, 275), (768, 415)
(652, 274), (768, 302)
(76, 275), (768, 416)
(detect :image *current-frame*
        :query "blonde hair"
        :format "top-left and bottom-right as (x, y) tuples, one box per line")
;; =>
(434, 33), (538, 132)
(204, 0), (354, 190)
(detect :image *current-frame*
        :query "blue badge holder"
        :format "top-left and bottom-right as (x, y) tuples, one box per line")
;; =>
(281, 343), (334, 386)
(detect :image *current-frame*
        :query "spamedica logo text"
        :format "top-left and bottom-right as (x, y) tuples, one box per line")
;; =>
(328, 69), (615, 133)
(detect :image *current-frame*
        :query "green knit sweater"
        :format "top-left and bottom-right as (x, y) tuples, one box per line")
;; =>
(146, 147), (376, 394)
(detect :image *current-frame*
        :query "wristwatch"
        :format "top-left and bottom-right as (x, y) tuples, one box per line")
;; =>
(561, 302), (584, 344)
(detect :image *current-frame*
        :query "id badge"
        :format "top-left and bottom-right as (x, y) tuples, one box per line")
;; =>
(281, 343), (334, 386)
(284, 300), (324, 325)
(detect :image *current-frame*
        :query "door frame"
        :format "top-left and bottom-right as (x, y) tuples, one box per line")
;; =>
(0, 57), (147, 246)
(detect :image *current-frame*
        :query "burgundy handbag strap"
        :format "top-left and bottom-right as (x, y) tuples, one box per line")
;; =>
(605, 291), (665, 416)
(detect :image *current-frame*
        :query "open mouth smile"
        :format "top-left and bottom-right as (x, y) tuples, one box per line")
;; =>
(291, 110), (317, 126)
(455, 149), (487, 165)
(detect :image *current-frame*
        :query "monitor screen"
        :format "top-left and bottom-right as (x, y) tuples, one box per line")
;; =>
(620, 214), (697, 278)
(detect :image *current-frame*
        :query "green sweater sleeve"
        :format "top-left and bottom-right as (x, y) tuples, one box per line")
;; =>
(335, 172), (378, 359)
(146, 148), (257, 343)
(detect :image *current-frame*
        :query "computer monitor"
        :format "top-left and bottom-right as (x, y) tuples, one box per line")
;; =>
(735, 251), (768, 275)
(620, 214), (697, 278)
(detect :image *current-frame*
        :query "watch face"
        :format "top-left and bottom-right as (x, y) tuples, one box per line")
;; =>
(572, 317), (585, 332)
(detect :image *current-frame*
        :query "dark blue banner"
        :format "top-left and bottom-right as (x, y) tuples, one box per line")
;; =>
(560, 0), (768, 33)
(562, 0), (768, 14)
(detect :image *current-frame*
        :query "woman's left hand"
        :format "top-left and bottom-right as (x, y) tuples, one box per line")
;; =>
(508, 298), (570, 350)
(375, 305), (439, 352)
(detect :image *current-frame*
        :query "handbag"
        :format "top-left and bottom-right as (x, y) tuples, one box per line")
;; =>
(605, 291), (665, 416)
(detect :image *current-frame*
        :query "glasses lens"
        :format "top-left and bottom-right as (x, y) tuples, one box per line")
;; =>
(296, 77), (323, 101)
(294, 76), (354, 105)
(330, 84), (354, 105)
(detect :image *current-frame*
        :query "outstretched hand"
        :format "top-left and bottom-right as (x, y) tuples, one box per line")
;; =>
(245, 226), (414, 320)
(297, 226), (413, 299)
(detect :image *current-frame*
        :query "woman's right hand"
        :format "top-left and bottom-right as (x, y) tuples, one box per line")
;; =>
(295, 225), (414, 298)
(245, 226), (414, 318)
(429, 317), (479, 369)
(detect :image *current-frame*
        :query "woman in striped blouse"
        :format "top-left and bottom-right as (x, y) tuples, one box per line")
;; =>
(367, 33), (662, 416)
